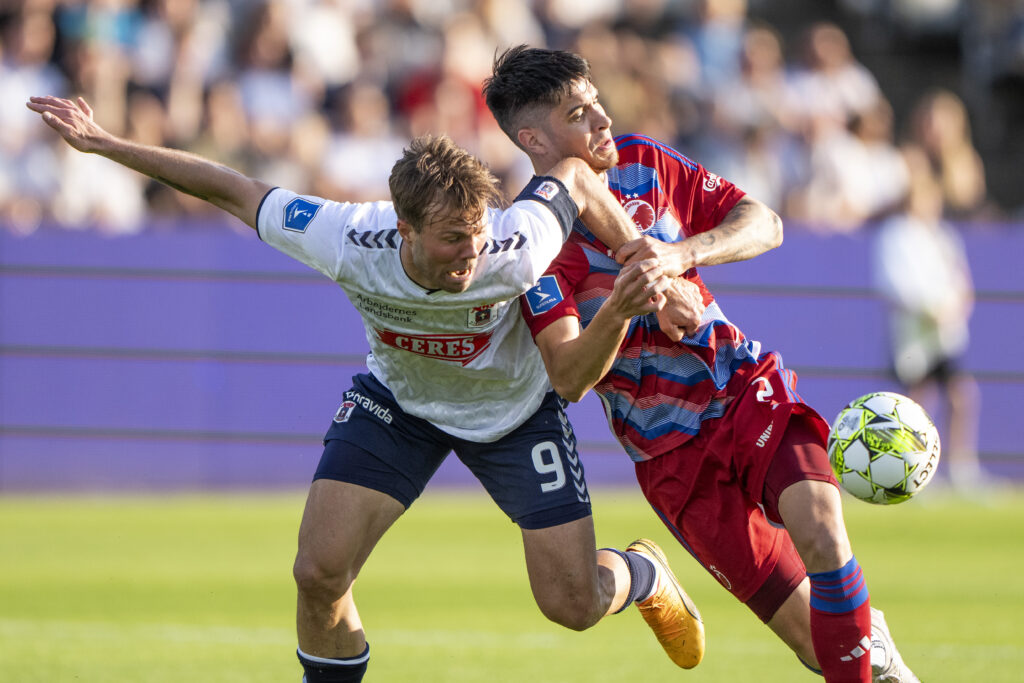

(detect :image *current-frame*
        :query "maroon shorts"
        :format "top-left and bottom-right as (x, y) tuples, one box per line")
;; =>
(635, 354), (837, 622)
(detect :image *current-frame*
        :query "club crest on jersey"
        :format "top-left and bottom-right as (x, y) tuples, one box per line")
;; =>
(333, 401), (356, 423)
(703, 172), (722, 192)
(374, 329), (492, 366)
(623, 198), (656, 231)
(525, 275), (564, 316)
(532, 180), (560, 201)
(468, 303), (497, 328)
(283, 197), (322, 232)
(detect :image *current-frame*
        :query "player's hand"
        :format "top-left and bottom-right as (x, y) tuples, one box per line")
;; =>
(656, 278), (705, 341)
(605, 259), (669, 320)
(616, 236), (695, 278)
(26, 96), (111, 153)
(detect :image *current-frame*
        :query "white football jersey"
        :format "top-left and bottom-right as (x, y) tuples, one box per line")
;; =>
(257, 185), (574, 442)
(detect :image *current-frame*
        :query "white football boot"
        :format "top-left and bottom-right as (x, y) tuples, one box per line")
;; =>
(870, 607), (921, 682)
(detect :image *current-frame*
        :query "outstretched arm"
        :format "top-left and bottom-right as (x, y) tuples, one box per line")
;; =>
(534, 260), (667, 402)
(27, 96), (272, 229)
(617, 196), (784, 275)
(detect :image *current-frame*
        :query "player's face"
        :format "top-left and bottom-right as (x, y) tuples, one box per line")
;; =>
(542, 79), (618, 172)
(398, 208), (489, 293)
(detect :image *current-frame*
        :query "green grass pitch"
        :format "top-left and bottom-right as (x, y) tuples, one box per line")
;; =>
(2, 484), (1022, 681)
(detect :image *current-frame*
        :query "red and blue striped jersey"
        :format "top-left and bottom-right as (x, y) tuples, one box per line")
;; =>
(522, 134), (769, 461)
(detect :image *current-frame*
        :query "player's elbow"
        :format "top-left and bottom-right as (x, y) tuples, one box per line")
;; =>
(764, 204), (784, 250)
(550, 376), (589, 403)
(555, 386), (587, 403)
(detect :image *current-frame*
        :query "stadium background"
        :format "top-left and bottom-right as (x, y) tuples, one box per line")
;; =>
(1, 0), (1021, 490)
(3, 2), (1024, 681)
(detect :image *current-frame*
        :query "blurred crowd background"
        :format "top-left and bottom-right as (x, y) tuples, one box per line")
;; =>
(3, 0), (1022, 491)
(1, 0), (1022, 236)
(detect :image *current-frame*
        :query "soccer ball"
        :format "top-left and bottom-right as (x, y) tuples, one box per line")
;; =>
(827, 392), (941, 504)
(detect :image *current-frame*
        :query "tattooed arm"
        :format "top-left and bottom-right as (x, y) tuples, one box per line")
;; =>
(615, 196), (784, 276)
(27, 96), (271, 229)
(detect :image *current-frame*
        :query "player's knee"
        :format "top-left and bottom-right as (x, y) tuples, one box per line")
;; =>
(536, 594), (602, 632)
(795, 528), (850, 574)
(293, 552), (354, 602)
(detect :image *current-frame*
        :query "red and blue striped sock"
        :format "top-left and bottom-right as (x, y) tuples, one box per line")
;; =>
(807, 556), (872, 682)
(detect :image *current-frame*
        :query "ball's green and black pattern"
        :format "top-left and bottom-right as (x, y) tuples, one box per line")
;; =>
(827, 391), (942, 505)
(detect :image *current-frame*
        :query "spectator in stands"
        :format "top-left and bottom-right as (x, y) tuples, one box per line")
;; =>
(0, 7), (66, 233)
(318, 80), (407, 203)
(234, 0), (317, 135)
(785, 22), (882, 132)
(130, 0), (231, 143)
(786, 96), (908, 232)
(906, 88), (990, 220)
(872, 145), (985, 492)
(682, 0), (748, 97)
(704, 23), (803, 212)
(2, 0), (1020, 232)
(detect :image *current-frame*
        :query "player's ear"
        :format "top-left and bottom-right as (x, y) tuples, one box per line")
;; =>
(396, 218), (416, 241)
(517, 126), (547, 156)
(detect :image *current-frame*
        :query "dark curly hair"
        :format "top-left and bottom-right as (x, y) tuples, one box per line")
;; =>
(482, 45), (592, 149)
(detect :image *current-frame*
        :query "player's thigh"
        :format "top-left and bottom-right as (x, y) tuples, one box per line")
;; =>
(764, 416), (851, 571)
(297, 374), (452, 580)
(777, 479), (851, 573)
(455, 392), (592, 530)
(317, 373), (453, 509)
(295, 478), (406, 582)
(638, 448), (788, 604)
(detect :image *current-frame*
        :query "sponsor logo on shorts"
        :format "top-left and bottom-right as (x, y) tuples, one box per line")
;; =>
(468, 303), (497, 328)
(533, 180), (560, 201)
(524, 275), (564, 316)
(283, 197), (322, 232)
(373, 329), (492, 366)
(333, 400), (356, 423)
(709, 564), (733, 590)
(339, 391), (393, 424)
(703, 172), (721, 192)
(755, 422), (773, 448)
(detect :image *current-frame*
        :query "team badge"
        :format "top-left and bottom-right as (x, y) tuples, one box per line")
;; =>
(532, 180), (560, 201)
(623, 198), (656, 231)
(468, 303), (497, 328)
(333, 401), (356, 423)
(283, 197), (322, 232)
(525, 275), (564, 316)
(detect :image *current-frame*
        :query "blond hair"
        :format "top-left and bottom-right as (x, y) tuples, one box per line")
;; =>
(388, 135), (502, 230)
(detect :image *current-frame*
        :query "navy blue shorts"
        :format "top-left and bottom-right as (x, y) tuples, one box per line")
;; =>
(314, 373), (592, 529)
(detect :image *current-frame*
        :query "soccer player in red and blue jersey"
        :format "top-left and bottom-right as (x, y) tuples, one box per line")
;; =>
(484, 46), (919, 683)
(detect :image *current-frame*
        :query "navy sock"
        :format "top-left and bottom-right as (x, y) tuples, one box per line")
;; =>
(603, 548), (656, 614)
(297, 644), (369, 683)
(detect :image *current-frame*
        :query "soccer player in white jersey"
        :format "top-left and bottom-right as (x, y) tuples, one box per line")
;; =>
(28, 94), (706, 681)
